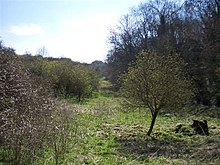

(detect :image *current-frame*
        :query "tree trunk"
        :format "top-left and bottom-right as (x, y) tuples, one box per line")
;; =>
(147, 111), (158, 136)
(78, 92), (81, 102)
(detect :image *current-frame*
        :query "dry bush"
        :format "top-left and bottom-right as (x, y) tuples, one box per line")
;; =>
(0, 49), (54, 164)
(47, 100), (78, 165)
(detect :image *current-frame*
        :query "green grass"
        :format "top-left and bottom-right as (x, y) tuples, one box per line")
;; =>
(38, 91), (220, 165)
(2, 90), (219, 165)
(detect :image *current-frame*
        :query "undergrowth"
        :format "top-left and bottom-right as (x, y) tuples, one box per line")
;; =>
(1, 90), (219, 164)
(38, 90), (220, 165)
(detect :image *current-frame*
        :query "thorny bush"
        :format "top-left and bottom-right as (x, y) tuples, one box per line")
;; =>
(0, 48), (54, 164)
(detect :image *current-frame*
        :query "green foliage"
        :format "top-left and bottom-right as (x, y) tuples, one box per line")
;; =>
(21, 56), (99, 102)
(37, 93), (220, 165)
(107, 0), (220, 106)
(121, 51), (193, 110)
(0, 46), (81, 165)
(1, 77), (219, 165)
(120, 51), (193, 135)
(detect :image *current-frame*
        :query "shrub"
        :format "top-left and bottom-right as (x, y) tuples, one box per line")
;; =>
(21, 56), (99, 102)
(0, 48), (54, 164)
(47, 101), (78, 165)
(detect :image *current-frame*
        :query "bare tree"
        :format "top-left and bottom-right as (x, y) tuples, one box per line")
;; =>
(37, 46), (49, 57)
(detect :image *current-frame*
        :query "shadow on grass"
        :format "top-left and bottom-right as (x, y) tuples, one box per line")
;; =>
(115, 132), (191, 161)
(114, 129), (220, 164)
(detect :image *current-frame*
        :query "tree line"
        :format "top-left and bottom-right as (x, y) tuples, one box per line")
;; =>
(21, 54), (99, 102)
(107, 0), (220, 106)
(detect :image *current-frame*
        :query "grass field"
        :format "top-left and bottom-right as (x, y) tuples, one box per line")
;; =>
(38, 90), (220, 165)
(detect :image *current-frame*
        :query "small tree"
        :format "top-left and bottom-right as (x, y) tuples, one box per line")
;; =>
(121, 51), (193, 136)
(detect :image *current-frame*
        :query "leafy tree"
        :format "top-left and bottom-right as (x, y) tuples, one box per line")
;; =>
(121, 51), (193, 136)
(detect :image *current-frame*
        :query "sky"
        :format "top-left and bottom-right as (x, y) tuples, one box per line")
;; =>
(0, 0), (143, 63)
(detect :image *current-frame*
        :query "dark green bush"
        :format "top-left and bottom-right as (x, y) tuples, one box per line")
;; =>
(21, 56), (99, 102)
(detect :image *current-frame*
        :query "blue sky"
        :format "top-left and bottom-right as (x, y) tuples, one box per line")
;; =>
(0, 0), (143, 63)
